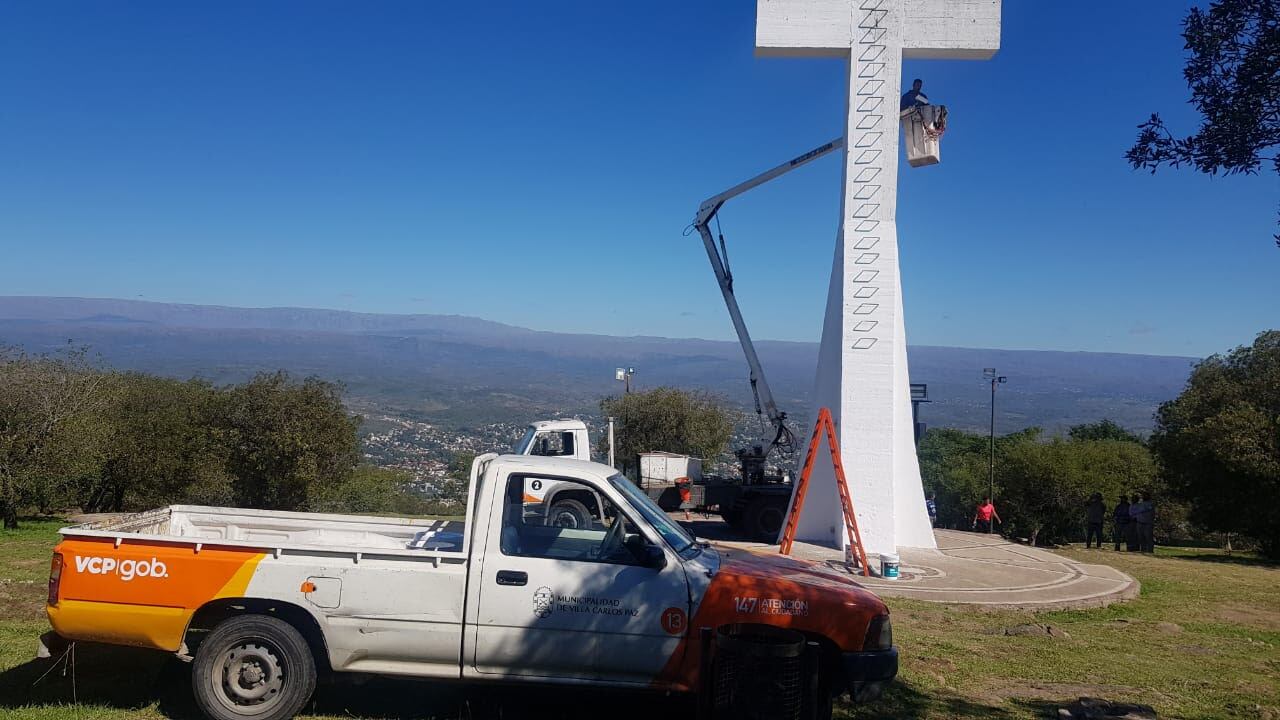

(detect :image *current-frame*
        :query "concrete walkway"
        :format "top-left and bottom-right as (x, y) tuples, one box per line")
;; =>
(699, 524), (1139, 610)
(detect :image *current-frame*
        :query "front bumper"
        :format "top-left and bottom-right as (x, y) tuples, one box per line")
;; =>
(842, 646), (898, 703)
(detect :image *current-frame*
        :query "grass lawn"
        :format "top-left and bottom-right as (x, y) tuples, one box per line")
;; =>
(3, 519), (1278, 719)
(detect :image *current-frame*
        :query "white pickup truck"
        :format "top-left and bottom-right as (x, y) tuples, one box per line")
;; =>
(42, 453), (897, 720)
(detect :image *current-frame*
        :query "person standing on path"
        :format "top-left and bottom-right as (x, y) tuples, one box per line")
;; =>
(1133, 492), (1156, 553)
(973, 497), (1001, 534)
(1085, 492), (1106, 548)
(1113, 495), (1131, 551)
(1126, 489), (1143, 551)
(926, 493), (938, 527)
(675, 477), (693, 522)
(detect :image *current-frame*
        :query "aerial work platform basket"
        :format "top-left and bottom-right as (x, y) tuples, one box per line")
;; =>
(900, 104), (947, 168)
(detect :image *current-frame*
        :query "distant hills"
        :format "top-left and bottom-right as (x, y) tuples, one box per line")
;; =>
(0, 296), (1198, 434)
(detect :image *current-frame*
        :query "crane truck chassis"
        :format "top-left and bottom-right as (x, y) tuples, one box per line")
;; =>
(40, 453), (896, 720)
(515, 419), (792, 542)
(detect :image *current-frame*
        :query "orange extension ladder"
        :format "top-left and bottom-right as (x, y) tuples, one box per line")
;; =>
(778, 407), (871, 576)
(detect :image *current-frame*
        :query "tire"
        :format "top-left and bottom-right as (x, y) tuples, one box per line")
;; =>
(744, 497), (787, 543)
(192, 614), (317, 720)
(806, 687), (834, 720)
(546, 498), (593, 529)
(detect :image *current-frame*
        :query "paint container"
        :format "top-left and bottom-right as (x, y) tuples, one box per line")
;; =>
(880, 553), (900, 579)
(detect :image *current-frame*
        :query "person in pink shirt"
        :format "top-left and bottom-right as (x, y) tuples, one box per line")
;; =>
(972, 497), (1002, 534)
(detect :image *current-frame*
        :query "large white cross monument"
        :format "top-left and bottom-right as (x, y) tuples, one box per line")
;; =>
(757, 0), (1001, 556)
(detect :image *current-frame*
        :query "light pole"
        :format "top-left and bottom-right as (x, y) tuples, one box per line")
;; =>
(983, 368), (1007, 534)
(607, 417), (616, 469)
(615, 367), (635, 394)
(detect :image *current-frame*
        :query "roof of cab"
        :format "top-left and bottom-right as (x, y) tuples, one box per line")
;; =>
(490, 453), (617, 480)
(526, 419), (588, 431)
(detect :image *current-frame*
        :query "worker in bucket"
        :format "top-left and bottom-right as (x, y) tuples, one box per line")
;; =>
(900, 78), (929, 110)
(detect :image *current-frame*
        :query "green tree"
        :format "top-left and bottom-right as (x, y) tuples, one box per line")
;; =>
(917, 426), (1043, 529)
(210, 371), (361, 511)
(999, 438), (1157, 546)
(1067, 419), (1145, 444)
(1126, 0), (1280, 245)
(600, 388), (734, 474)
(308, 464), (411, 514)
(0, 346), (112, 528)
(85, 373), (229, 512)
(1152, 330), (1280, 558)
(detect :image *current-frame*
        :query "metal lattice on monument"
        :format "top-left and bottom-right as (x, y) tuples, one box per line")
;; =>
(758, 0), (1001, 556)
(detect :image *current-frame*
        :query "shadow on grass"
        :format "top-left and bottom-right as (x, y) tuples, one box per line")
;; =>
(1163, 551), (1277, 569)
(0, 642), (199, 718)
(0, 641), (691, 719)
(841, 679), (1017, 719)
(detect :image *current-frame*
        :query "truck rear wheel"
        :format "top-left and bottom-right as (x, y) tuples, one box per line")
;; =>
(192, 614), (316, 720)
(744, 497), (787, 543)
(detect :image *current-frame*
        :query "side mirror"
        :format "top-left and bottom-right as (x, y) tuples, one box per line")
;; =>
(641, 543), (666, 570)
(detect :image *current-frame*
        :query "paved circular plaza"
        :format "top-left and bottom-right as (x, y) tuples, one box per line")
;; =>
(697, 523), (1139, 610)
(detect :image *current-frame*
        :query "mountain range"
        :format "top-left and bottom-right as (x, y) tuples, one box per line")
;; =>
(0, 296), (1199, 434)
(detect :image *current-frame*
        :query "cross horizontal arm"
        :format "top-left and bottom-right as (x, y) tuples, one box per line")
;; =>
(756, 0), (1000, 59)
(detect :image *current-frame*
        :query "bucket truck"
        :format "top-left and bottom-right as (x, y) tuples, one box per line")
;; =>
(689, 137), (846, 541)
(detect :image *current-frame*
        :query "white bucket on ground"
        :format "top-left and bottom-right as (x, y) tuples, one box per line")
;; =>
(880, 553), (901, 579)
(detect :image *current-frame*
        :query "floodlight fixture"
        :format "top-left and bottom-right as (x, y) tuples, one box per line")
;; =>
(615, 367), (636, 393)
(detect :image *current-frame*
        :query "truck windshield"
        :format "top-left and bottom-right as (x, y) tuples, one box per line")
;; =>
(607, 474), (696, 554)
(513, 427), (536, 455)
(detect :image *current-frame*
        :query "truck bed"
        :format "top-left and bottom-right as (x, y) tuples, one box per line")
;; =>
(65, 505), (466, 556)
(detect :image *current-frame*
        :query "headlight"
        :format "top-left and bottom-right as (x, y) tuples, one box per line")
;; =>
(864, 614), (892, 650)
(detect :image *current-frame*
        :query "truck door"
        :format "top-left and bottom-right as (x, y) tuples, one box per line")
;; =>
(471, 473), (689, 685)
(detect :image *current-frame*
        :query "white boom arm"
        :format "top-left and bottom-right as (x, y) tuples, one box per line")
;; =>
(692, 137), (845, 453)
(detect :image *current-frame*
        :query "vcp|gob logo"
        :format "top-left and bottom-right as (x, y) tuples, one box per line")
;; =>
(532, 587), (554, 618)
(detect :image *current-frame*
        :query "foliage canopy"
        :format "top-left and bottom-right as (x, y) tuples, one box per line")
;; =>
(1152, 330), (1280, 558)
(0, 347), (424, 527)
(1126, 0), (1280, 244)
(600, 387), (735, 472)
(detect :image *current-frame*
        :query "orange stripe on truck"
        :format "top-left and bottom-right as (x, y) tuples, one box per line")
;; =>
(48, 538), (264, 651)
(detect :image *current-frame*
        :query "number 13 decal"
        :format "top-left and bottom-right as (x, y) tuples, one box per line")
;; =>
(661, 606), (687, 635)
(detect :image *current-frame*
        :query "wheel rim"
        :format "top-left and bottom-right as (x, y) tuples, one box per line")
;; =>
(214, 640), (286, 715)
(551, 509), (582, 528)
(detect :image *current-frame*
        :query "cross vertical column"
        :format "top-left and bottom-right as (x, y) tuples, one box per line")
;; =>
(797, 0), (926, 554)
(757, 0), (1000, 555)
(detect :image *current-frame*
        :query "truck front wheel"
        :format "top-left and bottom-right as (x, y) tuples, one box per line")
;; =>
(192, 614), (317, 720)
(546, 498), (593, 529)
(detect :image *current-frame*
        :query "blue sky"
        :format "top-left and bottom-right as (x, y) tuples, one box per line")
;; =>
(1, 1), (1275, 358)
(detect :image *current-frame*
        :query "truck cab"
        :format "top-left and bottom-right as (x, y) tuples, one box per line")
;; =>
(511, 419), (604, 528)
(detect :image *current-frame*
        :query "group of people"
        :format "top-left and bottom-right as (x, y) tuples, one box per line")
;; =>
(1085, 492), (1156, 552)
(923, 491), (1156, 553)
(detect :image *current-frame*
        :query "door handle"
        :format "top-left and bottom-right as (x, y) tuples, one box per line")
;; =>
(496, 570), (528, 586)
